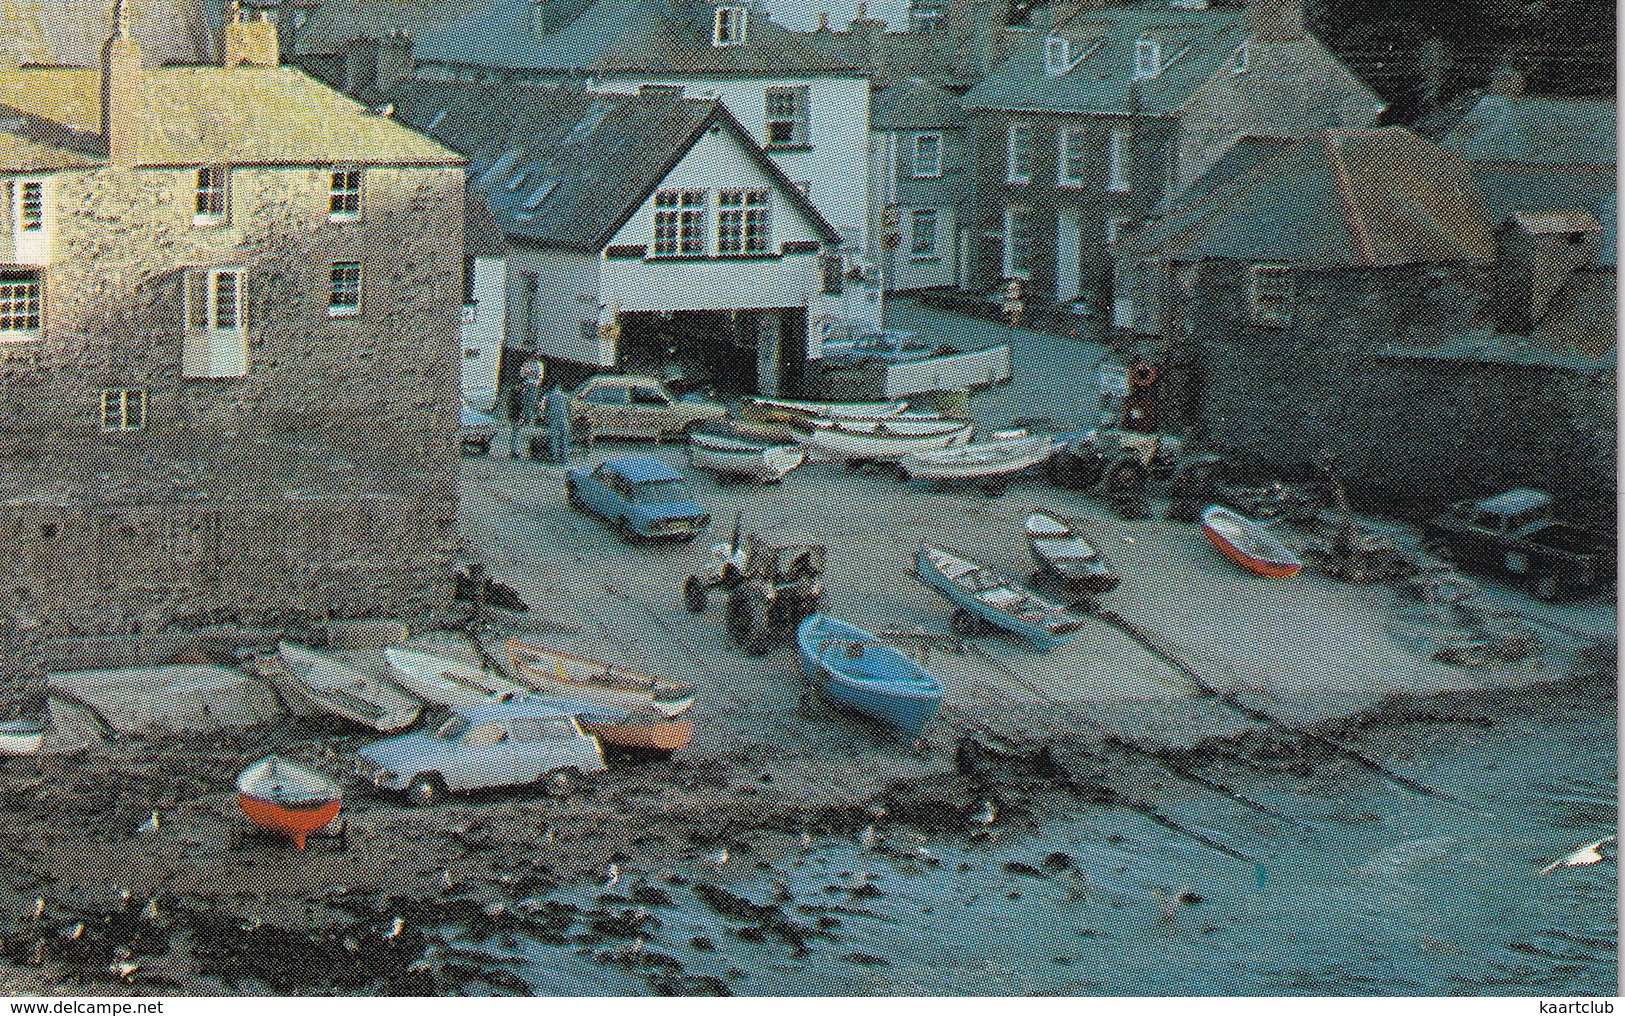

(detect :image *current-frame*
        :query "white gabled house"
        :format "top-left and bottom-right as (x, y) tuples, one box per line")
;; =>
(389, 81), (841, 395)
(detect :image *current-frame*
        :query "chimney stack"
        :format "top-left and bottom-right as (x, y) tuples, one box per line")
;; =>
(222, 1), (280, 67)
(1246, 0), (1304, 43)
(100, 0), (143, 165)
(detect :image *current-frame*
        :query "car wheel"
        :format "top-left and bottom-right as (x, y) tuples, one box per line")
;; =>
(683, 575), (710, 613)
(545, 767), (582, 797)
(1528, 574), (1563, 602)
(728, 584), (773, 656)
(405, 773), (446, 807)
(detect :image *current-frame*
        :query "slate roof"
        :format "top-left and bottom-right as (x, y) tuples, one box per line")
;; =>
(0, 65), (462, 168)
(1438, 96), (1617, 167)
(960, 1), (1247, 114)
(871, 78), (966, 131)
(289, 0), (487, 55)
(1122, 127), (1495, 268)
(384, 79), (838, 250)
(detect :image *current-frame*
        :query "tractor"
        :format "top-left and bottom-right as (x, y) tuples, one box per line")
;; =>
(683, 520), (827, 656)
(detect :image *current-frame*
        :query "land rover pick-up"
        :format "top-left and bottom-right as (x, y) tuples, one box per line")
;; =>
(1421, 488), (1615, 601)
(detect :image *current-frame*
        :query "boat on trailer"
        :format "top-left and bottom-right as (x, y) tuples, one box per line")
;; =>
(1200, 505), (1302, 578)
(1025, 510), (1121, 593)
(796, 614), (943, 736)
(912, 543), (1084, 650)
(236, 756), (342, 850)
(899, 432), (1052, 488)
(686, 422), (807, 482)
(794, 416), (974, 462)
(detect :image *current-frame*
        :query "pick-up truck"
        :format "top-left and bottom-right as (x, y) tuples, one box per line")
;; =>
(1421, 488), (1615, 600)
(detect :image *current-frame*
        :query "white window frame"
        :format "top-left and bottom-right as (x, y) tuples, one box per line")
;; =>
(1107, 130), (1131, 192)
(713, 6), (746, 46)
(717, 189), (769, 254)
(16, 180), (42, 233)
(651, 189), (708, 256)
(910, 133), (943, 178)
(100, 389), (147, 432)
(1002, 206), (1033, 280)
(1006, 124), (1034, 185)
(1044, 37), (1070, 76)
(1106, 216), (1133, 246)
(1134, 38), (1161, 79)
(764, 85), (810, 148)
(0, 269), (41, 340)
(1248, 264), (1294, 326)
(183, 267), (248, 378)
(329, 262), (361, 317)
(328, 167), (362, 222)
(910, 208), (938, 257)
(1058, 128), (1087, 187)
(194, 166), (227, 225)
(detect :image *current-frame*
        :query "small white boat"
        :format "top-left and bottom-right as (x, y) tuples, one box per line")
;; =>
(742, 397), (909, 424)
(900, 432), (1051, 485)
(795, 416), (974, 462)
(687, 422), (806, 482)
(0, 718), (46, 756)
(383, 647), (530, 710)
(505, 640), (696, 718)
(277, 643), (423, 732)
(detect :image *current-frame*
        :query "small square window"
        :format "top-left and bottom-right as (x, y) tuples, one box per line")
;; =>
(329, 262), (361, 317)
(910, 208), (937, 255)
(713, 6), (746, 46)
(1135, 38), (1161, 79)
(195, 166), (227, 224)
(1059, 128), (1087, 186)
(765, 86), (810, 147)
(1045, 37), (1070, 76)
(100, 389), (146, 431)
(0, 270), (41, 338)
(718, 189), (769, 253)
(911, 133), (942, 178)
(1006, 124), (1034, 185)
(329, 168), (362, 221)
(1249, 264), (1294, 325)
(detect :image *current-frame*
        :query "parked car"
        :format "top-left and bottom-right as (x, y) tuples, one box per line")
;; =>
(566, 455), (710, 542)
(1421, 488), (1615, 601)
(569, 376), (727, 442)
(460, 408), (497, 455)
(355, 698), (607, 806)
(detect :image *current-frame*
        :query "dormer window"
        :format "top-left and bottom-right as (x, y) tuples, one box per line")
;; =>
(1045, 37), (1070, 76)
(1134, 38), (1161, 79)
(713, 7), (746, 46)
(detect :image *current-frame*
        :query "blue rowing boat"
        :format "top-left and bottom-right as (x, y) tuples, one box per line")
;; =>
(795, 615), (944, 736)
(912, 543), (1084, 650)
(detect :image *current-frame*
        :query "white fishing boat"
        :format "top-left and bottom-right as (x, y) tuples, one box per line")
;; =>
(382, 647), (529, 710)
(794, 416), (974, 462)
(741, 397), (909, 424)
(899, 432), (1051, 485)
(686, 422), (807, 482)
(0, 718), (46, 756)
(277, 643), (423, 732)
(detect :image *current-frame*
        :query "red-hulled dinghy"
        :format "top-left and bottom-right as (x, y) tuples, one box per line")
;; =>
(1201, 505), (1302, 578)
(237, 756), (342, 850)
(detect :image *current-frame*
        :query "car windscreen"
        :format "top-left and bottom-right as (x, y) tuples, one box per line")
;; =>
(630, 479), (691, 504)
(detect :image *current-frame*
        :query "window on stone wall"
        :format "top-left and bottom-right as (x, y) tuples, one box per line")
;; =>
(911, 133), (942, 178)
(764, 86), (810, 148)
(1107, 130), (1131, 192)
(717, 189), (769, 254)
(1002, 206), (1033, 280)
(100, 389), (146, 431)
(183, 267), (247, 378)
(1059, 128), (1087, 186)
(329, 167), (362, 221)
(17, 181), (42, 232)
(911, 208), (938, 256)
(1248, 264), (1294, 326)
(652, 189), (707, 256)
(0, 270), (40, 340)
(194, 166), (227, 224)
(1006, 124), (1034, 184)
(329, 262), (361, 317)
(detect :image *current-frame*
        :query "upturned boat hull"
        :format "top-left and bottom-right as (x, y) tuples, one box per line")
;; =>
(1201, 506), (1302, 578)
(796, 615), (943, 736)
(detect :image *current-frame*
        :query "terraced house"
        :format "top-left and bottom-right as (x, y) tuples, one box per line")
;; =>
(0, 9), (467, 637)
(959, 0), (1383, 320)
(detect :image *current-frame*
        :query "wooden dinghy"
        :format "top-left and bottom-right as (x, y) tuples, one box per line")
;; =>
(276, 643), (423, 732)
(504, 640), (695, 718)
(0, 718), (46, 757)
(1025, 510), (1120, 593)
(236, 756), (342, 850)
(1200, 505), (1302, 578)
(899, 432), (1052, 486)
(686, 421), (807, 482)
(523, 695), (694, 752)
(912, 544), (1084, 650)
(796, 614), (944, 736)
(794, 416), (974, 462)
(383, 647), (530, 710)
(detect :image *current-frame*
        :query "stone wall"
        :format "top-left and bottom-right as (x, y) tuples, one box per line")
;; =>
(0, 162), (465, 636)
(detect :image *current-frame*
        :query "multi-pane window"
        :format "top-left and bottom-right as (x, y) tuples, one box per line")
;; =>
(0, 270), (40, 337)
(1045, 37), (1070, 76)
(100, 390), (146, 432)
(17, 181), (41, 232)
(329, 262), (361, 317)
(1249, 264), (1294, 325)
(1135, 38), (1161, 79)
(713, 6), (746, 45)
(652, 189), (707, 255)
(1107, 130), (1131, 192)
(1003, 206), (1033, 279)
(329, 167), (361, 221)
(717, 189), (769, 253)
(1006, 124), (1034, 184)
(194, 166), (226, 223)
(910, 208), (937, 255)
(764, 86), (809, 148)
(1058, 128), (1087, 186)
(910, 133), (942, 178)
(183, 268), (247, 378)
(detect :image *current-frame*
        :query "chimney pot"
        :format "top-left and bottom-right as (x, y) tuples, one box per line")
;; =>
(223, 2), (281, 67)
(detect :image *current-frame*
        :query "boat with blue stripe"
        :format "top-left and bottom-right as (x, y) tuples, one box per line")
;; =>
(911, 543), (1084, 650)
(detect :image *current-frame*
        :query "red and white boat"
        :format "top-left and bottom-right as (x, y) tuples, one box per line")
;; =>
(236, 756), (342, 850)
(1201, 505), (1302, 578)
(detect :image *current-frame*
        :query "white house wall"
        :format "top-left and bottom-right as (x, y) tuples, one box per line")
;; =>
(595, 74), (871, 250)
(460, 254), (505, 410)
(505, 246), (606, 366)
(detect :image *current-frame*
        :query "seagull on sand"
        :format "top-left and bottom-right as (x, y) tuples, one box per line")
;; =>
(383, 917), (406, 941)
(603, 863), (621, 888)
(858, 825), (880, 852)
(1539, 834), (1616, 875)
(706, 847), (730, 867)
(970, 801), (998, 827)
(137, 811), (160, 835)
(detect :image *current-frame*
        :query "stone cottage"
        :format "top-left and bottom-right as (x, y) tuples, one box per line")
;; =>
(0, 10), (467, 637)
(868, 78), (978, 292)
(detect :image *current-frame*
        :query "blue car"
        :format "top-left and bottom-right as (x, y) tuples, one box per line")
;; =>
(566, 456), (710, 543)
